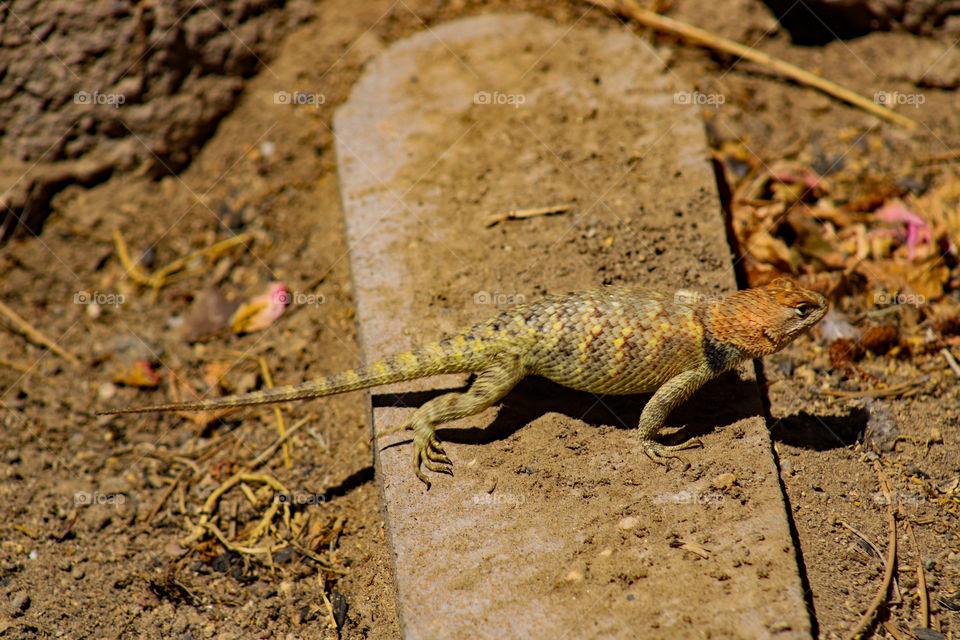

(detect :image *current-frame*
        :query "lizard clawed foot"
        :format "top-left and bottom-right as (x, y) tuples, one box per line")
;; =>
(640, 436), (702, 470)
(375, 423), (453, 488)
(413, 431), (453, 488)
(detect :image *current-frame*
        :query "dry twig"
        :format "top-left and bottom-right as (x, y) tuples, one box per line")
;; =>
(0, 300), (81, 366)
(940, 347), (960, 378)
(145, 467), (188, 526)
(821, 377), (928, 399)
(0, 356), (46, 377)
(483, 203), (573, 227)
(842, 462), (898, 640)
(586, 0), (919, 129)
(905, 520), (930, 629)
(246, 415), (313, 471)
(880, 621), (909, 640)
(839, 519), (902, 602)
(319, 574), (340, 632)
(179, 472), (289, 547)
(220, 350), (295, 468)
(113, 228), (254, 291)
(256, 355), (292, 468)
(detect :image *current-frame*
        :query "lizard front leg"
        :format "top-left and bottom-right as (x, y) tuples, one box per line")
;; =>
(637, 365), (715, 468)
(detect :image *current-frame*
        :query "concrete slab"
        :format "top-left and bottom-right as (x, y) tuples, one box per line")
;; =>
(334, 13), (812, 639)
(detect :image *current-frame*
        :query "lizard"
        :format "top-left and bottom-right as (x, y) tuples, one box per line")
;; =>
(98, 278), (827, 487)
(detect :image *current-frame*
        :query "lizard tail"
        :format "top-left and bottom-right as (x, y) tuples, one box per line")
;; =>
(96, 336), (495, 415)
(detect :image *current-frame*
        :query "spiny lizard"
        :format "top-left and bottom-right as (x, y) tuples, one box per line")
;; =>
(99, 278), (827, 487)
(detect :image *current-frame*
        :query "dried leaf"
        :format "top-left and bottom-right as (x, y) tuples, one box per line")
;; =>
(743, 230), (799, 272)
(111, 360), (161, 388)
(230, 282), (290, 334)
(876, 200), (932, 259)
(860, 257), (948, 304)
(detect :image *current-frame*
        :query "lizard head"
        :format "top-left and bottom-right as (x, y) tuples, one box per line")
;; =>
(752, 278), (827, 355)
(712, 278), (827, 358)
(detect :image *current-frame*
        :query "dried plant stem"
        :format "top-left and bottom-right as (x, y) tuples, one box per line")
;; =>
(0, 300), (81, 366)
(843, 463), (897, 640)
(587, 0), (919, 129)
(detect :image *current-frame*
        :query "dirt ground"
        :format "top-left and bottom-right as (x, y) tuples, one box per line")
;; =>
(0, 1), (958, 639)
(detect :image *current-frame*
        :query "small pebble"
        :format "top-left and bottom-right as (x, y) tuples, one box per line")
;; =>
(165, 542), (188, 557)
(564, 570), (583, 582)
(9, 591), (30, 616)
(97, 383), (118, 401)
(912, 628), (946, 640)
(234, 372), (259, 394)
(617, 516), (639, 530)
(71, 565), (85, 580)
(711, 473), (738, 491)
(905, 464), (925, 478)
(599, 548), (612, 558)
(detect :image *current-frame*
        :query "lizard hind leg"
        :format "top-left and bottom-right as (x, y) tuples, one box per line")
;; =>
(391, 353), (525, 488)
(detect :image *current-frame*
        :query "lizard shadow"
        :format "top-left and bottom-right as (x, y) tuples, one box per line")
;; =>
(373, 370), (759, 447)
(767, 408), (867, 450)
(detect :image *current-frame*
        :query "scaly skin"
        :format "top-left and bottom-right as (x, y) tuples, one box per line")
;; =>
(98, 278), (827, 487)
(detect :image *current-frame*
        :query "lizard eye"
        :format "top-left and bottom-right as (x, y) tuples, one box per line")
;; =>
(795, 303), (812, 317)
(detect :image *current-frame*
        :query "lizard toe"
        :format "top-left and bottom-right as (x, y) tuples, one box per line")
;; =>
(412, 450), (433, 489)
(424, 444), (452, 465)
(423, 459), (454, 475)
(425, 439), (451, 465)
(640, 440), (692, 470)
(662, 436), (702, 451)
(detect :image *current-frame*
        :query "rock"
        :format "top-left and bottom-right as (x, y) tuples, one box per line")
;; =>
(711, 473), (738, 491)
(9, 590), (30, 616)
(278, 581), (295, 599)
(97, 382), (118, 401)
